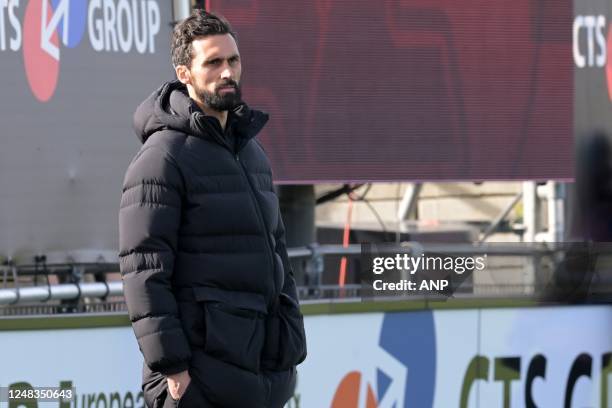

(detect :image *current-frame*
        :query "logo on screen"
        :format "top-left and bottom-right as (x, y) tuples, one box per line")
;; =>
(1, 0), (161, 102)
(330, 312), (436, 408)
(572, 14), (612, 102)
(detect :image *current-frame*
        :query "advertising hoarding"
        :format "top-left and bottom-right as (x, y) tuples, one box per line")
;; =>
(0, 305), (610, 407)
(0, 0), (174, 260)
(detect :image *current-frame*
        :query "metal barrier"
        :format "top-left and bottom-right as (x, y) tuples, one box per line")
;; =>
(0, 242), (609, 314)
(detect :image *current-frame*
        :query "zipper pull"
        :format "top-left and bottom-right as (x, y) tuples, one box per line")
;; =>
(235, 154), (240, 162)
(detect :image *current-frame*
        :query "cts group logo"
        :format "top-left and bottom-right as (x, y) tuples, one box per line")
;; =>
(0, 0), (161, 102)
(330, 313), (436, 408)
(573, 12), (612, 101)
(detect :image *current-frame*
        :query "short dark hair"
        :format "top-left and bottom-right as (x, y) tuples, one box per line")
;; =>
(171, 10), (236, 68)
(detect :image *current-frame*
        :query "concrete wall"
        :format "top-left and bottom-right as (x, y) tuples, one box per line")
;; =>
(315, 182), (523, 229)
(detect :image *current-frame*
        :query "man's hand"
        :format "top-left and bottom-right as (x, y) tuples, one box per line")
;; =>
(167, 370), (191, 400)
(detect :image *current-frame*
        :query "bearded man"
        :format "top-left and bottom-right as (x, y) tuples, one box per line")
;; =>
(119, 10), (306, 408)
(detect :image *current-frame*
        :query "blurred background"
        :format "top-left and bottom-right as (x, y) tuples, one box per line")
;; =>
(0, 0), (610, 407)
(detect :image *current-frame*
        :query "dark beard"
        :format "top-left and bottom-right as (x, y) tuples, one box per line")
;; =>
(199, 80), (242, 111)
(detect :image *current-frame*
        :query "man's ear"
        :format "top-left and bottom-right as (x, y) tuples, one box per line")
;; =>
(175, 65), (191, 85)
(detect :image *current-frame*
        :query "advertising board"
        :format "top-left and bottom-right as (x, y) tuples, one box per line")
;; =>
(0, 305), (609, 407)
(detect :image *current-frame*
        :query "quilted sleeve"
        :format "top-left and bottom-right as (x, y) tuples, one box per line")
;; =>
(119, 145), (191, 375)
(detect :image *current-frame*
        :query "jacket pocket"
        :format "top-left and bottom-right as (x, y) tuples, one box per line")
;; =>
(263, 293), (307, 371)
(194, 286), (267, 374)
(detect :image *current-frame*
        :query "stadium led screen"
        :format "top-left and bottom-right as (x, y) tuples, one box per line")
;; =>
(209, 0), (573, 182)
(0, 0), (175, 258)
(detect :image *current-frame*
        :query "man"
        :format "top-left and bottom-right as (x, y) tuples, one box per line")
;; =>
(119, 10), (306, 408)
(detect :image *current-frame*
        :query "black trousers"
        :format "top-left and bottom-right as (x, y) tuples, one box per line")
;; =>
(142, 363), (296, 408)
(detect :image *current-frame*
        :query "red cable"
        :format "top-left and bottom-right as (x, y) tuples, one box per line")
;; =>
(338, 196), (354, 287)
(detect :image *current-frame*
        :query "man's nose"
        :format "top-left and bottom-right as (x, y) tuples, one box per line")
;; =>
(220, 63), (232, 80)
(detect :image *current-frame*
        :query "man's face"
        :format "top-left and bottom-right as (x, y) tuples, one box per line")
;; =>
(179, 34), (242, 111)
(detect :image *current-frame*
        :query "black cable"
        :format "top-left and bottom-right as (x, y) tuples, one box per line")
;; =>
(362, 199), (395, 242)
(101, 279), (110, 300)
(33, 256), (39, 287)
(348, 184), (395, 242)
(349, 184), (372, 201)
(39, 255), (52, 303)
(316, 184), (364, 205)
(73, 282), (82, 301)
(317, 183), (396, 242)
(71, 266), (82, 302)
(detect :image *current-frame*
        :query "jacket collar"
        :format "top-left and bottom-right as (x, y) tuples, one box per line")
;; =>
(134, 80), (269, 150)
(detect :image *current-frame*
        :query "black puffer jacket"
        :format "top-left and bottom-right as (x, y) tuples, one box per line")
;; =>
(119, 81), (306, 408)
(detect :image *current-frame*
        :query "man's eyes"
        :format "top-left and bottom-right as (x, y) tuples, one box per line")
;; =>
(205, 57), (239, 66)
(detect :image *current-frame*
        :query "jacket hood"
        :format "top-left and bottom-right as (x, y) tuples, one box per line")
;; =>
(133, 80), (269, 145)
